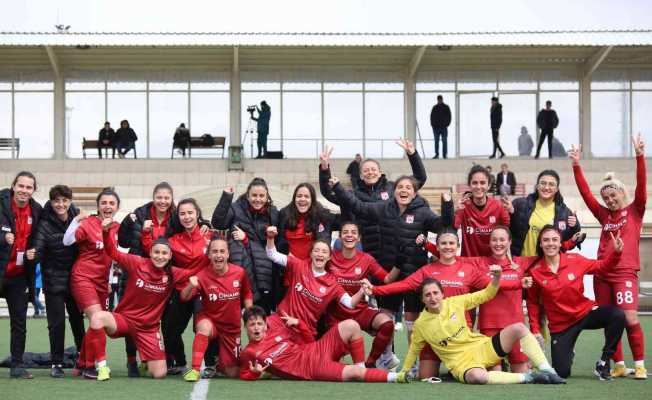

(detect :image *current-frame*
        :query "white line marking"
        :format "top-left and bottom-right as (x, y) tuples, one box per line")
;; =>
(189, 378), (210, 400)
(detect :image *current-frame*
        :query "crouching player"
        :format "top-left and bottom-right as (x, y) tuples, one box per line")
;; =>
(398, 266), (565, 385)
(239, 306), (409, 383)
(180, 237), (254, 381)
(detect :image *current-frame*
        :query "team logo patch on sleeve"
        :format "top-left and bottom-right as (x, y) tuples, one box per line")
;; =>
(405, 215), (414, 224)
(318, 223), (325, 232)
(380, 192), (389, 200)
(27, 217), (32, 225)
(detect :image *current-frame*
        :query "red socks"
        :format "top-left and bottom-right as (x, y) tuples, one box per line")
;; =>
(86, 327), (107, 364)
(191, 333), (210, 371)
(363, 368), (389, 382)
(627, 323), (645, 362)
(77, 336), (90, 368)
(613, 340), (624, 362)
(349, 337), (365, 364)
(366, 320), (394, 366)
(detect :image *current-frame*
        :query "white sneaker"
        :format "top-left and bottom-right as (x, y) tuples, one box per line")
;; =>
(394, 322), (404, 332)
(376, 354), (400, 371)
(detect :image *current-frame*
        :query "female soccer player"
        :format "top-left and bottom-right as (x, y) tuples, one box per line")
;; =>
(526, 225), (626, 380)
(239, 306), (409, 383)
(142, 198), (212, 375)
(64, 187), (120, 379)
(326, 221), (400, 369)
(82, 218), (191, 380)
(399, 269), (565, 385)
(570, 135), (647, 379)
(180, 238), (254, 381)
(265, 227), (365, 340)
(211, 178), (280, 313)
(31, 185), (85, 378)
(0, 171), (42, 379)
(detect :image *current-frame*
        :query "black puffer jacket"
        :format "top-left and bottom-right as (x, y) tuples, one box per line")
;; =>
(31, 201), (79, 294)
(212, 191), (280, 296)
(0, 188), (43, 289)
(118, 202), (158, 257)
(510, 193), (580, 256)
(333, 183), (452, 275)
(319, 151), (427, 261)
(491, 103), (503, 129)
(276, 205), (341, 255)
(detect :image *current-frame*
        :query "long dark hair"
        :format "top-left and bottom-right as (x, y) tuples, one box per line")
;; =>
(168, 198), (206, 235)
(286, 183), (330, 233)
(419, 277), (444, 298)
(467, 164), (491, 186)
(238, 177), (273, 208)
(152, 181), (176, 215)
(151, 236), (174, 283)
(11, 171), (37, 192)
(526, 224), (561, 271)
(532, 169), (564, 204)
(96, 187), (121, 207)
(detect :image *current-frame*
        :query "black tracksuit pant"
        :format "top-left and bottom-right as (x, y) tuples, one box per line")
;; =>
(2, 275), (28, 367)
(44, 290), (85, 364)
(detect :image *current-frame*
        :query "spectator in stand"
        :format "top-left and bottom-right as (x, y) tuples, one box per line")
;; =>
(536, 101), (560, 159)
(489, 97), (505, 159)
(173, 123), (191, 158)
(496, 163), (517, 196)
(346, 154), (363, 189)
(114, 120), (138, 159)
(98, 121), (115, 159)
(251, 101), (271, 158)
(430, 95), (452, 159)
(518, 126), (534, 156)
(485, 166), (497, 195)
(552, 137), (567, 158)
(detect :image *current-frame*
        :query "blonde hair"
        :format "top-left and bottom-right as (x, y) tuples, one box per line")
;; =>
(600, 172), (629, 201)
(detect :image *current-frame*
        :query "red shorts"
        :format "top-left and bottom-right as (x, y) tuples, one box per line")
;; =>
(109, 313), (165, 362)
(327, 307), (382, 333)
(71, 276), (109, 312)
(481, 328), (529, 365)
(594, 276), (639, 311)
(298, 325), (348, 381)
(267, 314), (313, 344)
(197, 317), (241, 371)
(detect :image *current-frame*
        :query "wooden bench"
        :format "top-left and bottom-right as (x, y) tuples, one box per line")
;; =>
(171, 135), (225, 159)
(420, 186), (452, 215)
(83, 138), (136, 159)
(71, 187), (105, 209)
(0, 138), (20, 158)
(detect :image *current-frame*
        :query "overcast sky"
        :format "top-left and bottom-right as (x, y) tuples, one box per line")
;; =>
(1, 0), (651, 33)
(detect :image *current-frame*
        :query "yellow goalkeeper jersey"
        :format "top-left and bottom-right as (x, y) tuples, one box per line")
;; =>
(402, 283), (499, 373)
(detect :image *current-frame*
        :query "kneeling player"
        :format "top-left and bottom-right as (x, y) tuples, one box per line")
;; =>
(239, 306), (409, 383)
(399, 266), (565, 385)
(180, 238), (253, 381)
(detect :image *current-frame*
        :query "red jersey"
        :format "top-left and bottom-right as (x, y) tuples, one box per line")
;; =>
(277, 255), (346, 337)
(326, 250), (387, 324)
(103, 230), (190, 331)
(573, 155), (646, 280)
(147, 206), (171, 244)
(5, 200), (32, 278)
(188, 263), (253, 335)
(454, 197), (510, 257)
(284, 216), (314, 260)
(239, 325), (309, 380)
(72, 217), (119, 289)
(526, 251), (620, 334)
(144, 225), (211, 277)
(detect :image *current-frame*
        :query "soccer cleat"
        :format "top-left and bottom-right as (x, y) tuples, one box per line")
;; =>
(167, 364), (187, 375)
(611, 364), (634, 378)
(395, 371), (412, 383)
(82, 368), (98, 380)
(634, 366), (648, 380)
(9, 367), (34, 379)
(529, 371), (550, 384)
(394, 322), (404, 332)
(97, 366), (111, 381)
(201, 366), (217, 379)
(541, 370), (566, 384)
(51, 365), (65, 378)
(594, 361), (612, 381)
(376, 354), (400, 371)
(138, 362), (149, 377)
(127, 361), (140, 378)
(184, 369), (201, 382)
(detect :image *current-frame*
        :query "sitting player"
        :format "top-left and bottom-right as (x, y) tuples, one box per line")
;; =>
(239, 306), (409, 383)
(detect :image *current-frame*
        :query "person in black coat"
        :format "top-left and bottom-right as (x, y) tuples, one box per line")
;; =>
(211, 178), (280, 313)
(318, 139), (427, 264)
(536, 100), (560, 159)
(98, 121), (115, 159)
(430, 95), (452, 159)
(490, 97), (505, 159)
(31, 185), (85, 378)
(496, 163), (517, 195)
(330, 174), (452, 341)
(114, 119), (138, 158)
(250, 101), (271, 158)
(345, 154), (363, 189)
(0, 171), (42, 379)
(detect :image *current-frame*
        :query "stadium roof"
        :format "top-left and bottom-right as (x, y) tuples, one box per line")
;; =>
(1, 29), (652, 46)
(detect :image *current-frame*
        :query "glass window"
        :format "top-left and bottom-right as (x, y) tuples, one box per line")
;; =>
(416, 82), (455, 91)
(14, 82), (54, 91)
(65, 81), (105, 91)
(14, 92), (54, 158)
(242, 82), (281, 91)
(591, 91), (630, 157)
(632, 81), (652, 90)
(459, 92), (493, 156)
(190, 82), (229, 91)
(0, 93), (11, 158)
(282, 82), (321, 91)
(365, 92), (404, 158)
(365, 82), (404, 91)
(539, 92), (579, 157)
(591, 81), (630, 90)
(499, 81), (537, 91)
(107, 82), (146, 91)
(107, 92), (147, 157)
(539, 81), (579, 90)
(324, 83), (362, 91)
(149, 92), (188, 158)
(241, 93), (280, 158)
(324, 92), (363, 158)
(149, 82), (188, 91)
(458, 82), (496, 91)
(633, 91), (652, 156)
(0, 82), (11, 91)
(498, 93), (537, 156)
(282, 92), (321, 158)
(416, 92), (456, 158)
(65, 92), (106, 158)
(190, 92), (230, 154)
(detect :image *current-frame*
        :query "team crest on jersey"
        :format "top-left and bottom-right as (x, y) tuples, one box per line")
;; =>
(489, 216), (496, 224)
(458, 271), (465, 277)
(233, 280), (240, 288)
(542, 279), (547, 285)
(27, 217), (32, 225)
(275, 336), (282, 342)
(319, 286), (326, 294)
(318, 223), (325, 232)
(295, 283), (303, 292)
(136, 279), (145, 288)
(466, 226), (474, 234)
(567, 273), (575, 281)
(558, 221), (566, 230)
(626, 281), (632, 288)
(380, 192), (389, 200)
(208, 293), (218, 301)
(355, 267), (362, 275)
(621, 210), (628, 217)
(405, 215), (414, 224)
(450, 313), (457, 321)
(162, 276), (168, 284)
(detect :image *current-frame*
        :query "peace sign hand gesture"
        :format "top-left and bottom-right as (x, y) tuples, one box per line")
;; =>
(396, 138), (416, 155)
(632, 134), (645, 156)
(319, 145), (334, 169)
(609, 231), (624, 253)
(568, 144), (581, 165)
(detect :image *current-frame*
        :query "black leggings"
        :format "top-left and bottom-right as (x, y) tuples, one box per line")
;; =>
(1, 276), (28, 367)
(44, 290), (85, 364)
(162, 291), (195, 366)
(535, 129), (554, 158)
(550, 306), (625, 378)
(491, 129), (505, 157)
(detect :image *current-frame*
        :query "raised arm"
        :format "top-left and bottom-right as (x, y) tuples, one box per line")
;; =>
(102, 220), (140, 272)
(212, 188), (236, 230)
(459, 266), (501, 310)
(569, 144), (604, 219)
(372, 270), (423, 297)
(397, 139), (427, 189)
(118, 212), (143, 250)
(265, 226), (288, 267)
(318, 145), (341, 206)
(632, 134), (647, 212)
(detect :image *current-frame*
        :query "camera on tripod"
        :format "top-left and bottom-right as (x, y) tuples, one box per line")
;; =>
(246, 105), (257, 113)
